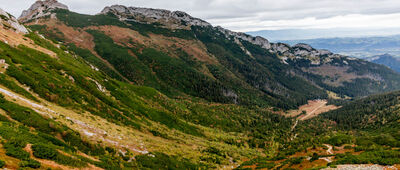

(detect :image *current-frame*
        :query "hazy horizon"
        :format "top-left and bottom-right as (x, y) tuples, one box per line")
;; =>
(247, 28), (400, 41)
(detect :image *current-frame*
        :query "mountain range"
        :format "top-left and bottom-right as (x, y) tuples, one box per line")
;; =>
(247, 28), (400, 41)
(280, 35), (400, 58)
(366, 54), (400, 73)
(0, 0), (398, 169)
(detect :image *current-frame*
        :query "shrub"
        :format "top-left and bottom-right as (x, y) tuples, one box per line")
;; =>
(32, 144), (87, 167)
(4, 146), (30, 160)
(136, 152), (204, 170)
(19, 159), (41, 169)
(32, 144), (57, 159)
(327, 134), (353, 146)
(0, 160), (5, 168)
(289, 157), (304, 165)
(310, 153), (319, 162)
(5, 138), (27, 148)
(55, 154), (87, 167)
(344, 145), (353, 149)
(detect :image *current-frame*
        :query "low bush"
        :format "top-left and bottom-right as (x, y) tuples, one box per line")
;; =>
(327, 134), (353, 146)
(0, 160), (5, 168)
(32, 144), (87, 167)
(4, 140), (30, 161)
(5, 146), (30, 160)
(19, 159), (41, 169)
(32, 144), (57, 159)
(136, 152), (205, 170)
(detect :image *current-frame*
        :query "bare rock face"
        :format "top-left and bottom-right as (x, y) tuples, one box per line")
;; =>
(215, 26), (346, 66)
(0, 8), (28, 33)
(101, 5), (211, 29)
(19, 0), (68, 23)
(216, 26), (272, 50)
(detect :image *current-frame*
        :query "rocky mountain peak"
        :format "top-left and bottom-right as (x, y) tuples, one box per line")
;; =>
(100, 5), (211, 29)
(19, 0), (68, 23)
(0, 8), (28, 33)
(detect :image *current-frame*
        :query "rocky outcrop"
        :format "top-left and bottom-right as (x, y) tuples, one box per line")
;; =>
(213, 26), (348, 65)
(216, 26), (271, 50)
(18, 0), (68, 23)
(0, 8), (28, 33)
(101, 5), (211, 29)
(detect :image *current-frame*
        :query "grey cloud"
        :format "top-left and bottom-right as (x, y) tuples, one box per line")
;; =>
(1, 0), (400, 32)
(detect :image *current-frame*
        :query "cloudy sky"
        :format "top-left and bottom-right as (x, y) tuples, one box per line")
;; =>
(2, 0), (400, 33)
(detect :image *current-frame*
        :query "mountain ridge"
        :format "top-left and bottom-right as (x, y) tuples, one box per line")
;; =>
(100, 5), (211, 29)
(18, 0), (359, 68)
(366, 54), (400, 73)
(280, 35), (400, 58)
(21, 1), (400, 104)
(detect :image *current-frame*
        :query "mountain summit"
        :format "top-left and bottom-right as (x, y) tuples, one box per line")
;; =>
(19, 0), (68, 23)
(100, 5), (211, 29)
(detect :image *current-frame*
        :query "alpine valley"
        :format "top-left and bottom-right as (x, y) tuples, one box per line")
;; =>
(0, 0), (398, 169)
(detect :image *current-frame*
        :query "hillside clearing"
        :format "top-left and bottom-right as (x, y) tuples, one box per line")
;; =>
(288, 100), (339, 120)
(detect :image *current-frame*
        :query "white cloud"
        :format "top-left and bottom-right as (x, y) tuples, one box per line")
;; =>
(1, 0), (400, 32)
(217, 13), (400, 32)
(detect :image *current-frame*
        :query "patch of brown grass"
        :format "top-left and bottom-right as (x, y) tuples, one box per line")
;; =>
(89, 25), (219, 64)
(0, 27), (56, 57)
(287, 100), (339, 120)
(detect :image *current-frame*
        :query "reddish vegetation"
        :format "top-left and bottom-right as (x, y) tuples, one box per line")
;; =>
(91, 25), (219, 64)
(28, 19), (221, 82)
(27, 20), (133, 83)
(241, 144), (371, 170)
(285, 159), (327, 170)
(27, 19), (95, 50)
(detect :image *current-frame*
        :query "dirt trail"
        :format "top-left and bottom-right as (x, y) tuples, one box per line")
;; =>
(325, 144), (333, 154)
(319, 144), (334, 163)
(291, 120), (299, 131)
